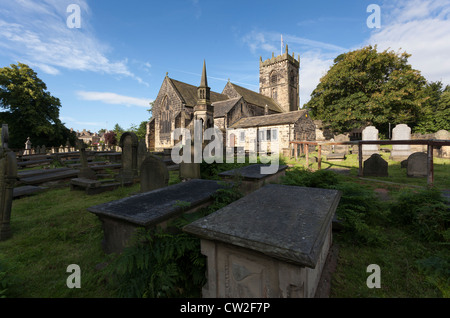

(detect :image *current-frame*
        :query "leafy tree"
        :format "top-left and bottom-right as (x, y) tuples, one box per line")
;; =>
(103, 131), (117, 146)
(415, 82), (450, 133)
(0, 63), (75, 148)
(128, 121), (147, 141)
(113, 123), (124, 144)
(306, 46), (428, 136)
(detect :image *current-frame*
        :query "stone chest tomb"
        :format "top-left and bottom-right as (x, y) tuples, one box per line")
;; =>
(183, 184), (341, 298)
(218, 163), (288, 194)
(88, 179), (225, 254)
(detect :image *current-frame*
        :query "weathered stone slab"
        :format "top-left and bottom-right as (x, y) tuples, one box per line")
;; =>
(363, 154), (388, 177)
(18, 168), (70, 179)
(20, 169), (79, 185)
(70, 178), (123, 195)
(87, 179), (226, 253)
(218, 164), (288, 194)
(407, 152), (427, 177)
(183, 184), (341, 298)
(13, 185), (46, 198)
(17, 159), (53, 168)
(326, 153), (346, 161)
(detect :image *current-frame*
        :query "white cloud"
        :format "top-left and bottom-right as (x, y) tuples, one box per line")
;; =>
(366, 0), (450, 84)
(299, 51), (335, 106)
(76, 91), (153, 108)
(0, 0), (147, 85)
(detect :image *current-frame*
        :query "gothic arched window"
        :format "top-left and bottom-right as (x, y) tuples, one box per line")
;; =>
(270, 72), (277, 85)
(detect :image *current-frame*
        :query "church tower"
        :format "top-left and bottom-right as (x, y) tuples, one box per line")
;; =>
(259, 45), (300, 112)
(194, 60), (214, 130)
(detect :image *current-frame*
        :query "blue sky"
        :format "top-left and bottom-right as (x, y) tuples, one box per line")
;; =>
(1, 0), (449, 134)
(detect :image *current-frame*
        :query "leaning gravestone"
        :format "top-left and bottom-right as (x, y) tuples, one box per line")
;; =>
(76, 141), (97, 180)
(0, 125), (18, 241)
(137, 139), (148, 175)
(115, 132), (139, 184)
(390, 124), (412, 161)
(363, 153), (388, 177)
(406, 152), (427, 177)
(362, 126), (379, 159)
(140, 155), (169, 193)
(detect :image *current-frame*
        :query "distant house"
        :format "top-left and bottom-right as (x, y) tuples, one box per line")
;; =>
(75, 129), (106, 146)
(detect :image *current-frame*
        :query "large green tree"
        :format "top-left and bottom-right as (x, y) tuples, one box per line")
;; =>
(0, 63), (76, 149)
(415, 82), (450, 133)
(306, 45), (428, 136)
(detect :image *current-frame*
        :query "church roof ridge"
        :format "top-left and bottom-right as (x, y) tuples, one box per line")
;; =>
(228, 82), (284, 113)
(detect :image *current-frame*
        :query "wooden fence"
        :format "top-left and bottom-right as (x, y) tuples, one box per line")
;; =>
(289, 139), (450, 185)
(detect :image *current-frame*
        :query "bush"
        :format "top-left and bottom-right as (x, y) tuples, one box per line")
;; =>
(333, 182), (388, 246)
(390, 188), (449, 242)
(107, 182), (243, 298)
(0, 260), (11, 298)
(282, 167), (340, 188)
(282, 168), (387, 246)
(416, 253), (450, 297)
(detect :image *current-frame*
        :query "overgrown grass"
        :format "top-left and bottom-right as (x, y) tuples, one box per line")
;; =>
(281, 167), (449, 297)
(1, 158), (448, 298)
(284, 151), (450, 190)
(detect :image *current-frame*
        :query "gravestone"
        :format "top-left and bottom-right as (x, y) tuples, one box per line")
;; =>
(362, 126), (379, 159)
(363, 154), (388, 177)
(183, 184), (341, 298)
(390, 124), (412, 161)
(434, 130), (450, 158)
(179, 145), (201, 180)
(406, 152), (427, 177)
(0, 126), (18, 241)
(137, 139), (148, 175)
(77, 141), (97, 180)
(140, 155), (169, 193)
(24, 137), (32, 155)
(115, 132), (139, 184)
(333, 134), (349, 154)
(88, 179), (226, 254)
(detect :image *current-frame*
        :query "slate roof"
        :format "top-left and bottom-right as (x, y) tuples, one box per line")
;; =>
(169, 78), (228, 107)
(212, 97), (242, 118)
(230, 109), (308, 128)
(226, 83), (284, 113)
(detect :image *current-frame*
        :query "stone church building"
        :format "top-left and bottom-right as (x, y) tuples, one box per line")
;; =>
(145, 46), (315, 153)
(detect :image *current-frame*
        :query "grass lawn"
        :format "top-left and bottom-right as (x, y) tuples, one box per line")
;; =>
(0, 157), (448, 298)
(283, 151), (450, 190)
